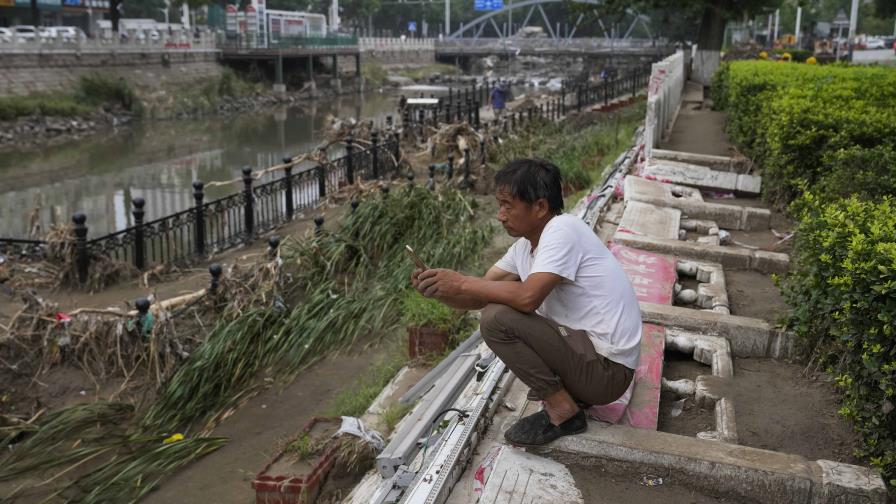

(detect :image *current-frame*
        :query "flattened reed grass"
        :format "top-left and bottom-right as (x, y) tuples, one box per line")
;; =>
(142, 186), (493, 433)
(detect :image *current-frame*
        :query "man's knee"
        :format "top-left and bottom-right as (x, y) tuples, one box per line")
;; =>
(480, 303), (519, 342)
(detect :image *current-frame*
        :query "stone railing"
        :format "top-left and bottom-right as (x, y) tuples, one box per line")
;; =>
(0, 32), (219, 54)
(436, 37), (665, 52)
(359, 37), (435, 52)
(644, 50), (685, 156)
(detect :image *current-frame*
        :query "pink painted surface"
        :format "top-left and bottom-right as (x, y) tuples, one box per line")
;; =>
(587, 324), (666, 430)
(609, 243), (678, 305)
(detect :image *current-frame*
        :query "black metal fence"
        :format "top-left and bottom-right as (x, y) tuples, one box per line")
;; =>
(2, 65), (652, 286)
(1, 134), (400, 284)
(401, 65), (651, 132)
(574, 66), (651, 111)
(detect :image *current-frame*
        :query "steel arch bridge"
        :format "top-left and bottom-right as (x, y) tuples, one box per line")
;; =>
(448, 0), (652, 41)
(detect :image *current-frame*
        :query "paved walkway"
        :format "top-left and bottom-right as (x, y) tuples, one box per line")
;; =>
(659, 94), (735, 157)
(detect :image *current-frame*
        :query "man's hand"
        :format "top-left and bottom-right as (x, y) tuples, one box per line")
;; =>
(416, 268), (466, 299)
(410, 267), (425, 290)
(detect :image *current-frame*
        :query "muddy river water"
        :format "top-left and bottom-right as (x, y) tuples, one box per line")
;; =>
(0, 92), (401, 237)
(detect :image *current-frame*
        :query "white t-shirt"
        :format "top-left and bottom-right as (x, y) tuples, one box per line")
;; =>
(494, 214), (642, 369)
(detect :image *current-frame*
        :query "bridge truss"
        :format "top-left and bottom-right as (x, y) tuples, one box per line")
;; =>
(449, 0), (652, 42)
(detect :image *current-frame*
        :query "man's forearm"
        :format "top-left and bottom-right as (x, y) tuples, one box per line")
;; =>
(460, 276), (538, 313)
(436, 292), (488, 310)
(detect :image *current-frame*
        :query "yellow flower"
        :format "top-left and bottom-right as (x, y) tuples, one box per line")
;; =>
(806, 56), (817, 65)
(758, 51), (768, 60)
(163, 433), (185, 444)
(781, 52), (792, 62)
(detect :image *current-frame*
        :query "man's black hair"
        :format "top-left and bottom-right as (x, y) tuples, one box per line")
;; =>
(494, 158), (564, 215)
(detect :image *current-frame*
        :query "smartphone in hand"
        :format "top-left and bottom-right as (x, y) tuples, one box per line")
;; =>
(405, 245), (429, 270)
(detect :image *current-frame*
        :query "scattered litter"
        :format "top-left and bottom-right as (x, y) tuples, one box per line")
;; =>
(718, 229), (731, 245)
(337, 416), (385, 451)
(640, 474), (664, 486)
(732, 240), (759, 250)
(670, 398), (687, 417)
(79, 390), (86, 396)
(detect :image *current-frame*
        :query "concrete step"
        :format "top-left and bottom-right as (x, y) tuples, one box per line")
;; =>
(531, 422), (887, 504)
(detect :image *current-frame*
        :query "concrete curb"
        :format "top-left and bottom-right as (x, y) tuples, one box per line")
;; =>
(531, 424), (887, 504)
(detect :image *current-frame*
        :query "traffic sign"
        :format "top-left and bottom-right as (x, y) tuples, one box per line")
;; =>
(474, 0), (503, 11)
(408, 21), (417, 32)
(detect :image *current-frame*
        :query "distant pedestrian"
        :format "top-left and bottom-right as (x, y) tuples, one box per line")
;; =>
(490, 82), (507, 119)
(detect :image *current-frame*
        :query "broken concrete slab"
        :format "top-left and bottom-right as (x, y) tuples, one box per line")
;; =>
(624, 176), (770, 231)
(651, 148), (749, 173)
(610, 243), (678, 305)
(476, 446), (584, 503)
(616, 200), (682, 240)
(639, 302), (796, 360)
(613, 232), (789, 274)
(644, 159), (762, 195)
(531, 423), (887, 504)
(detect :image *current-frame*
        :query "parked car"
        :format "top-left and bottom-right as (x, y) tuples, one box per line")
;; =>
(865, 37), (886, 49)
(47, 26), (86, 42)
(0, 27), (11, 43)
(12, 25), (38, 39)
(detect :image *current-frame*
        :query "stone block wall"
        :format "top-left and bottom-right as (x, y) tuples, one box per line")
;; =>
(0, 50), (224, 97)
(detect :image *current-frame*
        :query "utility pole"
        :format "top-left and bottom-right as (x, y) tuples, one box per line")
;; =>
(848, 0), (859, 59)
(773, 9), (779, 44)
(794, 6), (801, 47)
(329, 0), (339, 32)
(445, 0), (450, 36)
(508, 0), (512, 38)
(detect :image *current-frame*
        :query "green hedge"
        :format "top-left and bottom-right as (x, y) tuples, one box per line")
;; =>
(783, 195), (896, 486)
(715, 60), (896, 488)
(714, 61), (896, 206)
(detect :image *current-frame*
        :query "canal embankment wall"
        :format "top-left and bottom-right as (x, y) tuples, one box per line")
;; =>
(0, 50), (224, 97)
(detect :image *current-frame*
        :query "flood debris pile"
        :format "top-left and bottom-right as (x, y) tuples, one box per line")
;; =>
(0, 185), (493, 503)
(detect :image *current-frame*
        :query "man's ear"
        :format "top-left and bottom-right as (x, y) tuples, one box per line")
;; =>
(534, 198), (550, 218)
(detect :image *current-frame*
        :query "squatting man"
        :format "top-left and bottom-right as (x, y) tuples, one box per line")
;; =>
(411, 158), (642, 446)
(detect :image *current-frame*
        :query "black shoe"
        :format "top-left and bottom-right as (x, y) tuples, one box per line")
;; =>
(504, 409), (587, 447)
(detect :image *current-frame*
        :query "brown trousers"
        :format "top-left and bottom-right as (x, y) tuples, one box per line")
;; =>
(480, 303), (634, 406)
